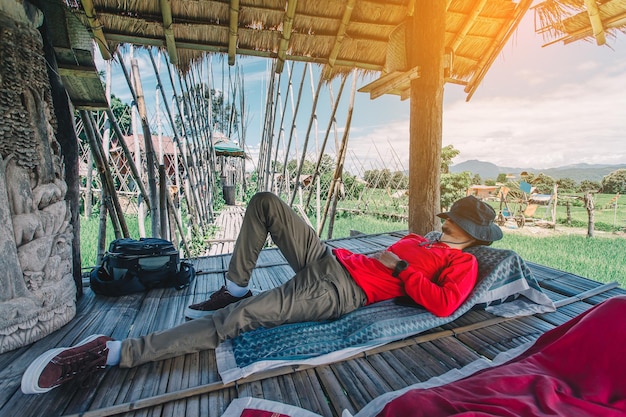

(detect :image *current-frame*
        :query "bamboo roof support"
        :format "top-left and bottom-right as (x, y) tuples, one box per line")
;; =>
(304, 74), (348, 211)
(281, 63), (308, 195)
(80, 110), (127, 239)
(319, 71), (356, 237)
(159, 0), (178, 65)
(163, 58), (206, 226)
(451, 0), (488, 51)
(275, 0), (298, 74)
(104, 107), (151, 211)
(264, 71), (283, 191)
(258, 64), (277, 191)
(131, 59), (161, 237)
(270, 62), (294, 193)
(228, 0), (240, 65)
(464, 0), (533, 100)
(323, 0), (356, 80)
(147, 50), (203, 226)
(181, 73), (211, 221)
(289, 72), (324, 206)
(190, 66), (217, 207)
(79, 0), (111, 59)
(584, 0), (607, 45)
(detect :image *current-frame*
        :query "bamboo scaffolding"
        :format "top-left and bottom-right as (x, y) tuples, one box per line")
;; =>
(80, 110), (128, 239)
(258, 63), (278, 191)
(180, 73), (211, 222)
(164, 59), (206, 228)
(131, 58), (161, 237)
(104, 107), (151, 211)
(289, 72), (325, 206)
(147, 49), (202, 227)
(269, 62), (294, 193)
(304, 74), (348, 212)
(318, 72), (356, 237)
(280, 63), (308, 197)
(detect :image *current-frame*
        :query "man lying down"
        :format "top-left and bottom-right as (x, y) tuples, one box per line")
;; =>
(21, 192), (502, 394)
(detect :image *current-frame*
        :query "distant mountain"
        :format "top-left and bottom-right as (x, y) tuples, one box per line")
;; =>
(450, 160), (626, 183)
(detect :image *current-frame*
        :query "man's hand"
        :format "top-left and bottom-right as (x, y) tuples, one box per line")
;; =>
(370, 250), (401, 269)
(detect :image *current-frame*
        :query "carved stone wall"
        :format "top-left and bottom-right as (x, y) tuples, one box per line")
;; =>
(0, 4), (76, 353)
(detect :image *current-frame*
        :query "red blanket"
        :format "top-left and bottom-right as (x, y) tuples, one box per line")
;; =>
(377, 296), (626, 417)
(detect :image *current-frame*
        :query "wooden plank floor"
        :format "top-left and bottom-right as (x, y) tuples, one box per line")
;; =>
(1, 211), (624, 417)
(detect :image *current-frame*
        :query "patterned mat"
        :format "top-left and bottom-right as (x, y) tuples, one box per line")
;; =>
(216, 245), (555, 383)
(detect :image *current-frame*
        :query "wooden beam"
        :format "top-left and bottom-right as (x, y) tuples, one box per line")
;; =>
(450, 0), (488, 52)
(584, 0), (606, 45)
(228, 0), (240, 65)
(159, 0), (178, 65)
(57, 64), (101, 79)
(276, 0), (298, 74)
(323, 0), (356, 79)
(79, 0), (111, 59)
(464, 0), (533, 101)
(103, 33), (384, 71)
(358, 66), (420, 99)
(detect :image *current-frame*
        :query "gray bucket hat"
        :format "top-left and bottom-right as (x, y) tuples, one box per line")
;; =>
(437, 195), (503, 242)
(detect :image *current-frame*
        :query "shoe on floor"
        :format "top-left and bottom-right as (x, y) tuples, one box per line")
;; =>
(185, 285), (252, 319)
(21, 334), (113, 394)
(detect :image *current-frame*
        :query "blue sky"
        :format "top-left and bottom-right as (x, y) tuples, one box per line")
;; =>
(97, 11), (626, 175)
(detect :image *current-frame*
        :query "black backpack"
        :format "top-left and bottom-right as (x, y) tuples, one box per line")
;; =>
(90, 238), (195, 296)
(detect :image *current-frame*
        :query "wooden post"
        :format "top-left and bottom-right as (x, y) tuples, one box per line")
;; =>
(585, 192), (595, 238)
(159, 164), (168, 239)
(408, 1), (446, 235)
(131, 58), (161, 237)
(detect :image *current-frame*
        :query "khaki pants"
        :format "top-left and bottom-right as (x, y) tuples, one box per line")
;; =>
(120, 192), (366, 368)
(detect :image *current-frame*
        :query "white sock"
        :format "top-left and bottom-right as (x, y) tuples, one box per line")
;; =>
(105, 340), (122, 366)
(226, 279), (250, 297)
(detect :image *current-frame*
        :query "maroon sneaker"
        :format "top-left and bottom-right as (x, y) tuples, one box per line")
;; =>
(21, 334), (113, 394)
(185, 285), (252, 319)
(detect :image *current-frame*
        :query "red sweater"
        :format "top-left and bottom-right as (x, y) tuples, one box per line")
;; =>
(333, 234), (478, 317)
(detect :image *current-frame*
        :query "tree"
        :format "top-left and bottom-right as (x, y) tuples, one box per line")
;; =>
(601, 169), (626, 194)
(109, 95), (132, 135)
(440, 144), (459, 174)
(440, 171), (472, 211)
(496, 173), (508, 184)
(471, 173), (482, 185)
(556, 177), (577, 193)
(578, 180), (601, 193)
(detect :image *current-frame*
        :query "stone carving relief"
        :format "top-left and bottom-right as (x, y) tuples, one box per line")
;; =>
(0, 5), (76, 353)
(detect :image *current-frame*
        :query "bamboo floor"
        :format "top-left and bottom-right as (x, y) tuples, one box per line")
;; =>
(1, 208), (624, 417)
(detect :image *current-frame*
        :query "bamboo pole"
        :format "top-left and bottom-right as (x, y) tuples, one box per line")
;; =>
(269, 62), (294, 193)
(131, 58), (161, 237)
(281, 63), (308, 196)
(180, 73), (210, 221)
(319, 72), (356, 236)
(148, 49), (201, 225)
(159, 164), (168, 239)
(105, 107), (151, 211)
(289, 72), (324, 206)
(164, 59), (205, 228)
(304, 74), (348, 211)
(80, 110), (127, 239)
(115, 49), (147, 232)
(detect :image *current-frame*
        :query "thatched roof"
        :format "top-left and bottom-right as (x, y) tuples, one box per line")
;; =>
(58, 0), (532, 105)
(534, 0), (626, 46)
